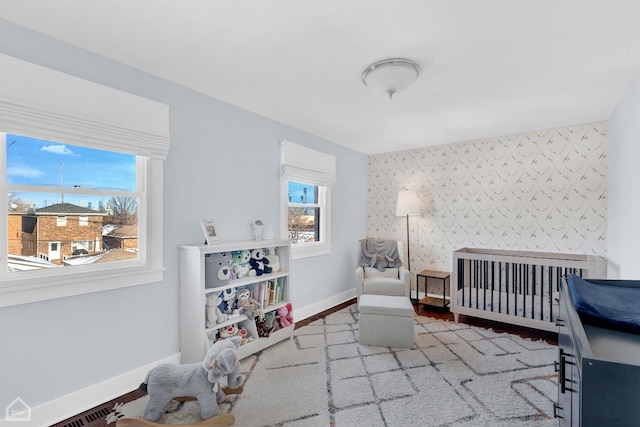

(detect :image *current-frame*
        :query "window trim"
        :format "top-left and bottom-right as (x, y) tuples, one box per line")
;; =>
(279, 140), (335, 260)
(280, 179), (332, 259)
(0, 54), (168, 307)
(0, 154), (164, 308)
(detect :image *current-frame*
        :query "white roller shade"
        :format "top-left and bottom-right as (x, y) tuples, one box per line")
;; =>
(0, 53), (170, 159)
(280, 140), (336, 187)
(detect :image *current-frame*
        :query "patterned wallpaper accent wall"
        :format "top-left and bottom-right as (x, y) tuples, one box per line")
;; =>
(367, 122), (607, 273)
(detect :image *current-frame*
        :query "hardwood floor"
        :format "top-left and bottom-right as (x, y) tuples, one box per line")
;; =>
(52, 298), (556, 427)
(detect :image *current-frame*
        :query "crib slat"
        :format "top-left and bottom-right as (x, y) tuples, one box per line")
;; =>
(497, 261), (502, 313)
(451, 248), (604, 332)
(490, 261), (495, 312)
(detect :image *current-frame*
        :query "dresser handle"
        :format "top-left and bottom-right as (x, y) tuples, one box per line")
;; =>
(553, 403), (563, 419)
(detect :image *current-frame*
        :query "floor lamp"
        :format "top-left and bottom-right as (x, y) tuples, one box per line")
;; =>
(395, 190), (421, 272)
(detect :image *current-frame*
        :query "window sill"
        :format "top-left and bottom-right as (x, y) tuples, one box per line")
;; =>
(291, 243), (332, 260)
(0, 266), (164, 308)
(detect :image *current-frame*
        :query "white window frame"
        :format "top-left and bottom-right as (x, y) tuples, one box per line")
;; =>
(281, 180), (331, 259)
(280, 141), (335, 259)
(0, 53), (169, 307)
(79, 216), (89, 226)
(72, 240), (95, 252)
(56, 215), (67, 226)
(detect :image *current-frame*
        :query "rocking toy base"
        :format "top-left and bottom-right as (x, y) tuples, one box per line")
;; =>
(116, 413), (235, 427)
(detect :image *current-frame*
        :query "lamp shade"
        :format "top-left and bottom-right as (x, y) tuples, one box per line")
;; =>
(395, 190), (421, 216)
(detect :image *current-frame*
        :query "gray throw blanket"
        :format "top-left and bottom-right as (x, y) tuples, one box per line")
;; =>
(359, 239), (403, 271)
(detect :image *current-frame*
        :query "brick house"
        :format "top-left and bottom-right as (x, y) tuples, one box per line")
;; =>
(103, 224), (139, 252)
(19, 203), (107, 264)
(8, 212), (25, 255)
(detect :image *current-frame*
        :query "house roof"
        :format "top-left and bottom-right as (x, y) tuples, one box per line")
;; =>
(94, 249), (138, 263)
(36, 203), (106, 215)
(103, 224), (138, 238)
(62, 249), (138, 266)
(8, 254), (59, 271)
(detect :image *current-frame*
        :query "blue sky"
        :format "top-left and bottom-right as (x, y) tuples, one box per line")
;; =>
(6, 134), (136, 209)
(288, 181), (317, 204)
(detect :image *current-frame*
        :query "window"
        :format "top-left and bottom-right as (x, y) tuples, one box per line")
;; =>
(0, 53), (169, 307)
(280, 141), (335, 259)
(71, 240), (95, 253)
(287, 181), (324, 244)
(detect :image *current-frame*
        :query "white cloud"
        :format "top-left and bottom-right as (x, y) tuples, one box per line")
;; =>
(41, 144), (76, 155)
(7, 165), (44, 178)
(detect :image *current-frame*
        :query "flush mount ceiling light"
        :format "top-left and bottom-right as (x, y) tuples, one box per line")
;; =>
(362, 58), (421, 100)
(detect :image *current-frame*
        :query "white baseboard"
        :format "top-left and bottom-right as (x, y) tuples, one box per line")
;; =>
(0, 353), (180, 427)
(0, 293), (354, 427)
(294, 288), (356, 322)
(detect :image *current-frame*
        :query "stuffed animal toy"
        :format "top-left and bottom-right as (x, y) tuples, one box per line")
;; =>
(217, 323), (240, 341)
(249, 248), (272, 276)
(231, 250), (254, 278)
(238, 326), (254, 345)
(236, 288), (262, 319)
(217, 323), (253, 345)
(222, 287), (237, 312)
(265, 250), (280, 272)
(205, 252), (235, 288)
(140, 336), (243, 421)
(206, 292), (226, 327)
(276, 303), (293, 328)
(265, 310), (279, 331)
(255, 314), (271, 338)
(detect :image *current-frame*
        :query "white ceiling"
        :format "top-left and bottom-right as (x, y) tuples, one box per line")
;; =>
(2, 1), (640, 155)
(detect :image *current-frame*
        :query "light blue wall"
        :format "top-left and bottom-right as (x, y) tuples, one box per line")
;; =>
(607, 71), (640, 279)
(0, 19), (367, 414)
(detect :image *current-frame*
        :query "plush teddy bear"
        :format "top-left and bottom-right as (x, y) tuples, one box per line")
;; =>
(205, 252), (235, 288)
(276, 303), (293, 328)
(236, 288), (262, 319)
(265, 250), (280, 273)
(231, 250), (254, 278)
(205, 292), (226, 327)
(249, 248), (272, 276)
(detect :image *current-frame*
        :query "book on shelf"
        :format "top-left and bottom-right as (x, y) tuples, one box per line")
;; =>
(246, 278), (286, 309)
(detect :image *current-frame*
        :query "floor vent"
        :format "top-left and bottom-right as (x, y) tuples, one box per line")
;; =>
(84, 406), (112, 423)
(59, 418), (84, 427)
(56, 403), (112, 427)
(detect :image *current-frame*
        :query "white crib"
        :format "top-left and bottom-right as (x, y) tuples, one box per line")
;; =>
(451, 248), (606, 332)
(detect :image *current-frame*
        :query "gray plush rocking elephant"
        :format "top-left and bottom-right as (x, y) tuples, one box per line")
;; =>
(140, 336), (243, 422)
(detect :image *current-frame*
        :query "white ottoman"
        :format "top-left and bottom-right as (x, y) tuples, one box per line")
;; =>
(358, 294), (415, 349)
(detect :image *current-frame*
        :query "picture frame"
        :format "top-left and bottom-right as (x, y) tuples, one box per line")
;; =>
(200, 219), (220, 245)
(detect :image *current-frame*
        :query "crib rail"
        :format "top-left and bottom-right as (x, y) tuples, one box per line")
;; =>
(451, 248), (606, 332)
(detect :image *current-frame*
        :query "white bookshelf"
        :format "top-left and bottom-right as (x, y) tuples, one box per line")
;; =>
(179, 239), (293, 363)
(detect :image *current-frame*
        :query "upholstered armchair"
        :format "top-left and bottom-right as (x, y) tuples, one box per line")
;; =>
(356, 239), (411, 303)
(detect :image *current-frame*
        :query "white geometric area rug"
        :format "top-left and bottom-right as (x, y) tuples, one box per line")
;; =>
(107, 304), (558, 427)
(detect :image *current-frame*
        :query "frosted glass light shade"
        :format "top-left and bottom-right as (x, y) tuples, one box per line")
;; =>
(362, 58), (421, 99)
(395, 190), (421, 216)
